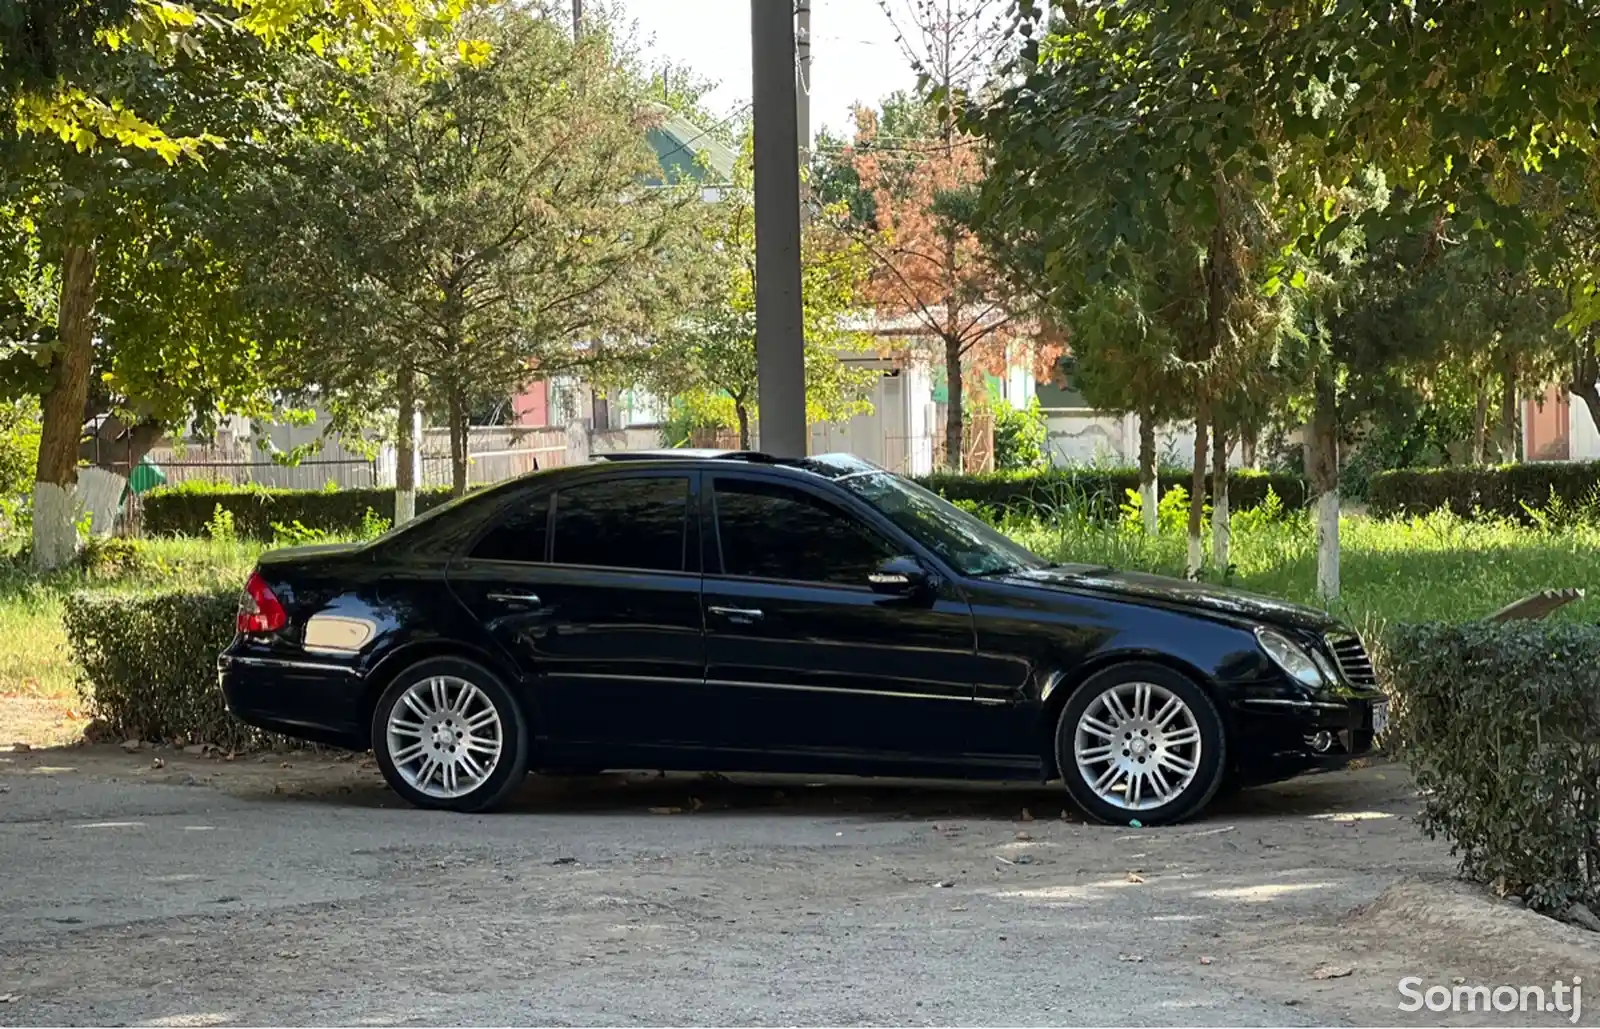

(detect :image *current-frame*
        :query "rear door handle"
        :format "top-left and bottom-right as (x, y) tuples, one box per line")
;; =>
(708, 605), (764, 622)
(487, 591), (543, 608)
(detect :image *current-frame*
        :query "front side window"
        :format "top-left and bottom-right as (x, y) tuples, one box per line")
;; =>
(836, 471), (1049, 577)
(551, 476), (689, 573)
(713, 478), (893, 586)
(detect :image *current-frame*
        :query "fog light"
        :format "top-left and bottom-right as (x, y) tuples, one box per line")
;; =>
(1310, 731), (1336, 753)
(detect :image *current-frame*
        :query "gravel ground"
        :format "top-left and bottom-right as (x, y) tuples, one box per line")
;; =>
(0, 747), (1589, 1026)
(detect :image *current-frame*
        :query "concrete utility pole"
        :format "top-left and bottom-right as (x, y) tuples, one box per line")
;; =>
(750, 0), (808, 457)
(571, 0), (582, 39)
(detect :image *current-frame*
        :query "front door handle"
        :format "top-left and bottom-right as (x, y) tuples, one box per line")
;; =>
(487, 591), (543, 608)
(708, 605), (764, 622)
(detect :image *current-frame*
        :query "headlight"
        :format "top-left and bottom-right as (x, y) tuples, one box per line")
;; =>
(1256, 628), (1327, 687)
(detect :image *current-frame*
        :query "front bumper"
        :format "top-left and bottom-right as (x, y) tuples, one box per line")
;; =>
(1228, 688), (1386, 785)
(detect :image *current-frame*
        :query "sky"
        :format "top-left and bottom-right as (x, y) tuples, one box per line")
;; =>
(611, 0), (917, 139)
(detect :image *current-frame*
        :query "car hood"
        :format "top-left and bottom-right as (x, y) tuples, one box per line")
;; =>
(994, 566), (1341, 633)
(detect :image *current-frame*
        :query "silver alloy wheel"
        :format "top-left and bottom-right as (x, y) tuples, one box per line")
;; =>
(385, 675), (504, 800)
(1074, 681), (1202, 811)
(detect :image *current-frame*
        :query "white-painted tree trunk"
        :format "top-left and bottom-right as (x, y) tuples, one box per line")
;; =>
(394, 489), (416, 525)
(1186, 534), (1203, 579)
(30, 482), (79, 572)
(1138, 413), (1158, 537)
(1211, 489), (1230, 572)
(1316, 491), (1340, 600)
(1211, 421), (1230, 572)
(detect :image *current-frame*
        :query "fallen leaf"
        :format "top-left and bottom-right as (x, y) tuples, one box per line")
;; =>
(995, 855), (1015, 866)
(1117, 953), (1145, 963)
(0, 785), (8, 794)
(1020, 807), (1034, 821)
(1199, 956), (1214, 965)
(280, 762), (293, 769)
(1452, 977), (1466, 985)
(1014, 831), (1033, 841)
(275, 950), (299, 959)
(647, 806), (682, 815)
(932, 880), (954, 888)
(0, 993), (19, 1003)
(151, 757), (165, 770)
(1125, 871), (1146, 884)
(1312, 965), (1354, 980)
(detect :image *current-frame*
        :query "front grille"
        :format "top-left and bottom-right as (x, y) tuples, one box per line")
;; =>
(1327, 633), (1378, 688)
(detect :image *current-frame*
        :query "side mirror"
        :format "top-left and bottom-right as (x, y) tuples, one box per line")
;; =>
(869, 555), (931, 596)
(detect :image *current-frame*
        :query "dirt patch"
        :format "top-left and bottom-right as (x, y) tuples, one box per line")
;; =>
(0, 695), (88, 749)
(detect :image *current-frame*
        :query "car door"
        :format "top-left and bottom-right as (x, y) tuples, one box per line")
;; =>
(448, 471), (709, 758)
(700, 472), (982, 766)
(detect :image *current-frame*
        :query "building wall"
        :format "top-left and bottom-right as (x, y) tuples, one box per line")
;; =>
(1570, 388), (1600, 461)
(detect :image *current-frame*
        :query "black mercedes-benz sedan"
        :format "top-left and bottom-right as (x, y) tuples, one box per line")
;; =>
(219, 450), (1387, 824)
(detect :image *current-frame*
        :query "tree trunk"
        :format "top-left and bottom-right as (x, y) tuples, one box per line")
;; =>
(1500, 349), (1520, 463)
(1240, 423), (1258, 469)
(447, 385), (469, 496)
(1137, 412), (1158, 537)
(735, 401), (752, 451)
(1211, 417), (1230, 574)
(943, 336), (964, 472)
(394, 363), (418, 524)
(1306, 363), (1340, 600)
(33, 242), (97, 572)
(1187, 402), (1208, 580)
(1471, 378), (1490, 466)
(1561, 348), (1600, 441)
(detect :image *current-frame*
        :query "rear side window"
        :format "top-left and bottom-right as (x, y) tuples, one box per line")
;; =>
(551, 476), (689, 573)
(470, 494), (552, 563)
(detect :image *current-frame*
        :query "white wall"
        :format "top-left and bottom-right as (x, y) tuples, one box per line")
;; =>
(1570, 389), (1600, 460)
(1042, 410), (1243, 469)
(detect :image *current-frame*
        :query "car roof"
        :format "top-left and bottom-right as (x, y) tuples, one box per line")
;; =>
(590, 449), (884, 481)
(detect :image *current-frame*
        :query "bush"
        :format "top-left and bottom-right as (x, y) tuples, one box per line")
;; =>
(992, 396), (1050, 471)
(915, 467), (1306, 520)
(1368, 462), (1600, 522)
(1385, 621), (1600, 913)
(63, 587), (290, 750)
(142, 482), (453, 538)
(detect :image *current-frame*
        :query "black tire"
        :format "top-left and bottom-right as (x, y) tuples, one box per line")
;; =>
(1054, 662), (1226, 826)
(370, 656), (530, 813)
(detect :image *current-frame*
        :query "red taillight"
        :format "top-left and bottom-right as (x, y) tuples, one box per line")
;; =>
(238, 571), (287, 634)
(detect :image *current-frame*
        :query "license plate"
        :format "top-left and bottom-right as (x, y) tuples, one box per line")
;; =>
(1371, 700), (1389, 737)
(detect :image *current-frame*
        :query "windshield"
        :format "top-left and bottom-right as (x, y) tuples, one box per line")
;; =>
(837, 471), (1050, 577)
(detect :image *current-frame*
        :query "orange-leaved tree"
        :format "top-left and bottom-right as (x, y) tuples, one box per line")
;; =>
(847, 107), (1043, 471)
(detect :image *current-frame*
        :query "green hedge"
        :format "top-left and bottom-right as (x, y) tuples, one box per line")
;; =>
(1369, 462), (1600, 521)
(63, 588), (293, 751)
(141, 483), (455, 538)
(913, 468), (1307, 518)
(1385, 621), (1600, 913)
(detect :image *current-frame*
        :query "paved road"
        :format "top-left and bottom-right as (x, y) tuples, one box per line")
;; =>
(0, 752), (1458, 1026)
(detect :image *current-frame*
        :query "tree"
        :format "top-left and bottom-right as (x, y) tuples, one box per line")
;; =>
(848, 110), (1031, 472)
(642, 163), (879, 449)
(972, 3), (1298, 577)
(257, 6), (703, 497)
(0, 6), (345, 568)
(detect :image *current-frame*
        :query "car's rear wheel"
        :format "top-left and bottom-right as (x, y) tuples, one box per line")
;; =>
(371, 657), (530, 812)
(1054, 662), (1226, 826)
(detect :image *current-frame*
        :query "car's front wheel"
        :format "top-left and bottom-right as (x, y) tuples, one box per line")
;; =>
(371, 657), (530, 812)
(1055, 663), (1226, 826)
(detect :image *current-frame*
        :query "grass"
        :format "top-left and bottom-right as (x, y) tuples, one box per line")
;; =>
(1008, 507), (1600, 635)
